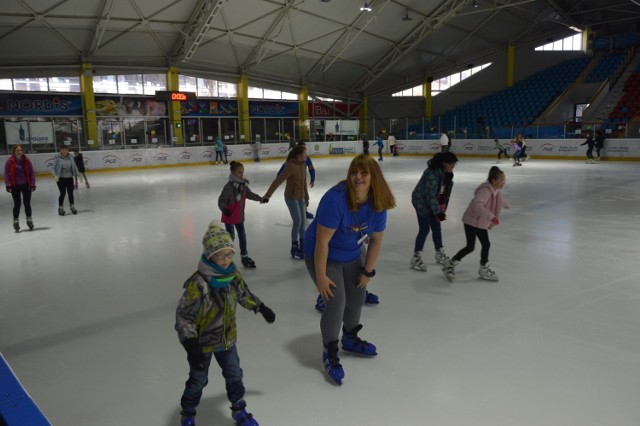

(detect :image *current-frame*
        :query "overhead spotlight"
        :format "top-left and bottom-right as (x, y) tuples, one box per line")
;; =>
(360, 2), (372, 12)
(471, 0), (479, 7)
(402, 8), (412, 21)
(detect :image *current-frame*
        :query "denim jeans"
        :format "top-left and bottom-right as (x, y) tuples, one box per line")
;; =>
(413, 211), (443, 253)
(180, 346), (245, 414)
(225, 223), (248, 256)
(284, 197), (306, 242)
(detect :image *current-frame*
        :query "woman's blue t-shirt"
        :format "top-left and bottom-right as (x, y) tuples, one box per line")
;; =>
(303, 182), (387, 262)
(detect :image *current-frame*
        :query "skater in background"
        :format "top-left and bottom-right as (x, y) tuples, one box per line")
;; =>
(175, 221), (275, 426)
(388, 133), (398, 156)
(518, 135), (529, 161)
(442, 166), (510, 283)
(278, 141), (316, 219)
(361, 134), (370, 155)
(287, 135), (296, 151)
(262, 145), (309, 259)
(222, 143), (229, 164)
(494, 139), (510, 163)
(73, 148), (90, 189)
(580, 130), (595, 164)
(410, 152), (458, 272)
(303, 154), (395, 384)
(594, 129), (605, 160)
(440, 130), (450, 153)
(4, 144), (36, 232)
(374, 132), (384, 161)
(52, 145), (79, 215)
(252, 139), (261, 162)
(511, 138), (522, 166)
(218, 161), (264, 269)
(214, 137), (224, 164)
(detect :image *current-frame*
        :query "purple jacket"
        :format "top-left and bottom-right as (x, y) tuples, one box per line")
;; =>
(461, 182), (510, 230)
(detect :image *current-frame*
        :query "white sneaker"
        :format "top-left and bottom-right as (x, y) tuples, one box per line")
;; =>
(478, 263), (499, 281)
(442, 258), (458, 282)
(410, 252), (427, 272)
(434, 248), (449, 265)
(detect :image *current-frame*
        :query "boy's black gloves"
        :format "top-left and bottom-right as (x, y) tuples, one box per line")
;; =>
(182, 338), (206, 371)
(436, 212), (447, 222)
(258, 303), (276, 323)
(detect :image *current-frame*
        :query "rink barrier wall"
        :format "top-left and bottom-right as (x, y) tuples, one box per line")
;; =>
(1, 138), (639, 176)
(0, 353), (51, 426)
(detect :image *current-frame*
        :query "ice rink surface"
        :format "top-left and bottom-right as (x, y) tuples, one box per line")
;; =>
(1, 155), (640, 426)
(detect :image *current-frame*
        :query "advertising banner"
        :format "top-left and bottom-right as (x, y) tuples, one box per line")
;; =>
(5, 121), (55, 145)
(325, 120), (360, 136)
(181, 99), (238, 116)
(249, 101), (298, 117)
(0, 93), (82, 116)
(95, 96), (167, 117)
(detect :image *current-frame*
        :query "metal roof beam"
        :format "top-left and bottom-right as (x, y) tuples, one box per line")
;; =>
(171, 0), (225, 62)
(348, 0), (469, 94)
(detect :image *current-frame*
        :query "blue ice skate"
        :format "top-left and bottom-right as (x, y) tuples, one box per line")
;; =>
(341, 324), (377, 356)
(323, 340), (344, 384)
(315, 294), (326, 313)
(364, 290), (379, 305)
(231, 399), (259, 426)
(180, 411), (195, 426)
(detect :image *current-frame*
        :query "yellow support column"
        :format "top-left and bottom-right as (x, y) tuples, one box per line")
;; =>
(506, 43), (515, 88)
(237, 74), (250, 143)
(80, 64), (98, 146)
(423, 78), (432, 120)
(359, 96), (368, 137)
(166, 67), (184, 146)
(298, 85), (309, 141)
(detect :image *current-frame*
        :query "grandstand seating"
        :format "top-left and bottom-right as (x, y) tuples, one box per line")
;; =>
(584, 53), (626, 83)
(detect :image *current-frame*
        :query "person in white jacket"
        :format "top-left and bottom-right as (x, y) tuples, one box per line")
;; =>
(442, 166), (510, 282)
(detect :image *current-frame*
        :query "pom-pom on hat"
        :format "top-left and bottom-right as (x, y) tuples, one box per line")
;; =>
(202, 220), (235, 259)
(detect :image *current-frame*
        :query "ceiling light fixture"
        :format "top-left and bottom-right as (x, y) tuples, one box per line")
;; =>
(471, 0), (479, 7)
(360, 2), (372, 12)
(402, 8), (412, 21)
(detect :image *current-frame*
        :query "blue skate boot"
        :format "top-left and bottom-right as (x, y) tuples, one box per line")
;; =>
(323, 340), (344, 384)
(315, 294), (326, 313)
(180, 410), (196, 426)
(341, 324), (377, 356)
(364, 290), (379, 305)
(231, 399), (258, 426)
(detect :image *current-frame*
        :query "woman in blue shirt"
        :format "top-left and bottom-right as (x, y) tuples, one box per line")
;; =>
(303, 154), (395, 384)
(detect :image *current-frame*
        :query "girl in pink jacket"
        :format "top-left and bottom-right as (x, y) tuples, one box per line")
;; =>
(443, 166), (510, 282)
(218, 161), (264, 268)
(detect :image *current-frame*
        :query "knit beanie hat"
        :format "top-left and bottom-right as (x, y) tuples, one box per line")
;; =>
(202, 220), (235, 259)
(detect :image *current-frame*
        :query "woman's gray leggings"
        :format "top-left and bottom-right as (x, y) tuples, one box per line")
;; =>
(305, 256), (365, 344)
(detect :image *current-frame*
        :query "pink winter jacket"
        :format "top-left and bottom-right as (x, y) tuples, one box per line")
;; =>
(461, 182), (510, 230)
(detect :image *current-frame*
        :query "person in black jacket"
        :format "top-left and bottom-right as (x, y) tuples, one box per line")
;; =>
(594, 129), (605, 160)
(580, 130), (595, 164)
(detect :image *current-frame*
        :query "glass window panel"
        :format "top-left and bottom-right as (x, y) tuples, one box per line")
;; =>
(93, 75), (118, 94)
(0, 79), (13, 90)
(218, 81), (237, 98)
(450, 73), (461, 86)
(118, 74), (144, 94)
(13, 77), (48, 91)
(401, 89), (411, 96)
(553, 40), (563, 50)
(143, 74), (166, 95)
(563, 37), (573, 50)
(49, 76), (80, 92)
(197, 78), (217, 97)
(461, 69), (472, 80)
(248, 86), (264, 98)
(282, 91), (297, 100)
(179, 75), (197, 92)
(573, 34), (582, 50)
(412, 85), (423, 96)
(263, 89), (281, 99)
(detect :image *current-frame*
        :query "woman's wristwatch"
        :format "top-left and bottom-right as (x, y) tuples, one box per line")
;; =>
(360, 267), (376, 278)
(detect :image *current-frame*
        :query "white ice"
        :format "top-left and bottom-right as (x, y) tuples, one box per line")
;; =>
(1, 155), (640, 426)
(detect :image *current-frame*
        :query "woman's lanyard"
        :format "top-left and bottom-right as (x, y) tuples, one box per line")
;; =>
(352, 208), (370, 246)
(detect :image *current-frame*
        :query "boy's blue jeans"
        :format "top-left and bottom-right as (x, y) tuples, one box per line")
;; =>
(180, 346), (245, 414)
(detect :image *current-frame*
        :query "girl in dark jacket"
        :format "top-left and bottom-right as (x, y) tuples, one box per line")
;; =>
(410, 152), (458, 271)
(4, 144), (36, 232)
